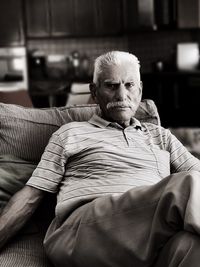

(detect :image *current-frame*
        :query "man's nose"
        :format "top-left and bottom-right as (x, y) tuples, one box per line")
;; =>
(115, 84), (127, 101)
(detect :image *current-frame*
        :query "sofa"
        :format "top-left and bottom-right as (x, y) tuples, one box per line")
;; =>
(0, 99), (199, 267)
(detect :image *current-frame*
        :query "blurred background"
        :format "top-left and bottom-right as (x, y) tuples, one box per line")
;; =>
(0, 0), (200, 127)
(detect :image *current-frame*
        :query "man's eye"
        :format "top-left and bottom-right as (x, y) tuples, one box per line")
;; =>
(125, 82), (134, 88)
(106, 83), (118, 90)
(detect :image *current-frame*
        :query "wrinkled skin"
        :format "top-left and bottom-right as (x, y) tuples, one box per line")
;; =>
(90, 61), (143, 128)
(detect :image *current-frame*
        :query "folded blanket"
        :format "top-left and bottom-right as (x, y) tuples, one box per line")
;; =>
(0, 155), (37, 211)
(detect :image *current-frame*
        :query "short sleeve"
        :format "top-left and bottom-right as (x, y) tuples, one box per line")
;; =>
(26, 133), (67, 193)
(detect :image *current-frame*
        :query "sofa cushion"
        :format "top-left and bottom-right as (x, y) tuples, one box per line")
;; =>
(0, 155), (37, 212)
(0, 99), (160, 162)
(0, 231), (53, 267)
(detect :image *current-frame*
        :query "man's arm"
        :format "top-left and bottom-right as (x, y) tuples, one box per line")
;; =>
(0, 185), (46, 251)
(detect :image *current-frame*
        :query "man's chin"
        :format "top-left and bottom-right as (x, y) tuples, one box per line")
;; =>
(102, 108), (136, 122)
(113, 107), (131, 112)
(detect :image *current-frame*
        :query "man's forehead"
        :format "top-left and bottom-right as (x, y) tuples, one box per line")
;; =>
(100, 63), (139, 82)
(103, 79), (134, 84)
(100, 72), (137, 84)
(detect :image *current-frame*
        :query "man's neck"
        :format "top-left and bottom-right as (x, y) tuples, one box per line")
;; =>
(116, 120), (131, 128)
(101, 114), (131, 128)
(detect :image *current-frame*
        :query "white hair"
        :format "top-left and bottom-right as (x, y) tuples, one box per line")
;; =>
(93, 51), (141, 85)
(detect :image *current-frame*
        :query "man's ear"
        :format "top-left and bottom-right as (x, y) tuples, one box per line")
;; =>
(89, 83), (98, 103)
(139, 81), (143, 92)
(139, 81), (143, 96)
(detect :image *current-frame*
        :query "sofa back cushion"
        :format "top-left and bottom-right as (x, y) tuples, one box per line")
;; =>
(0, 99), (160, 162)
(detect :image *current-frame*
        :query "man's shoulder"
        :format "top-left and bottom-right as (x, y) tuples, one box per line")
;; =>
(141, 122), (161, 129)
(54, 120), (94, 135)
(141, 122), (169, 134)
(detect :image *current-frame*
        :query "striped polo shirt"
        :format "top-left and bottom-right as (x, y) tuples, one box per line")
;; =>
(27, 114), (200, 223)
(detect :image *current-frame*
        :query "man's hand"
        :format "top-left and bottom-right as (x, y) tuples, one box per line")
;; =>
(0, 185), (45, 251)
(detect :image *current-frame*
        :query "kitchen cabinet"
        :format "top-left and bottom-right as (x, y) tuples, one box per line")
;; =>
(96, 0), (122, 35)
(25, 0), (50, 37)
(177, 0), (200, 28)
(74, 0), (96, 35)
(25, 0), (122, 37)
(50, 0), (75, 36)
(0, 0), (24, 46)
(123, 0), (178, 31)
(123, 0), (156, 31)
(154, 0), (177, 29)
(50, 0), (96, 36)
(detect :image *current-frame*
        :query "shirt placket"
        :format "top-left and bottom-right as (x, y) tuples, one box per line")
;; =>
(122, 129), (130, 146)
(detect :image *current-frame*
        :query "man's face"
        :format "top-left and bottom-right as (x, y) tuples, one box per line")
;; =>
(90, 62), (142, 127)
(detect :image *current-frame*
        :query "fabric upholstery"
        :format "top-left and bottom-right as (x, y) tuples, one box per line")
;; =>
(0, 99), (160, 162)
(0, 231), (53, 267)
(0, 155), (37, 211)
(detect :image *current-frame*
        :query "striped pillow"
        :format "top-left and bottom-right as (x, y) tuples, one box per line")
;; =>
(0, 99), (160, 162)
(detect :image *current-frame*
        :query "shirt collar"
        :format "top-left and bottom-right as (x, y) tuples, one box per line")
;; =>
(88, 114), (142, 130)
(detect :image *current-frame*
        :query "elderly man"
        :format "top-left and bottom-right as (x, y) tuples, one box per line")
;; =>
(1, 51), (200, 267)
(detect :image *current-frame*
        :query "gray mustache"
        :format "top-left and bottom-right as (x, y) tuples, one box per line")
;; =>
(106, 101), (133, 109)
